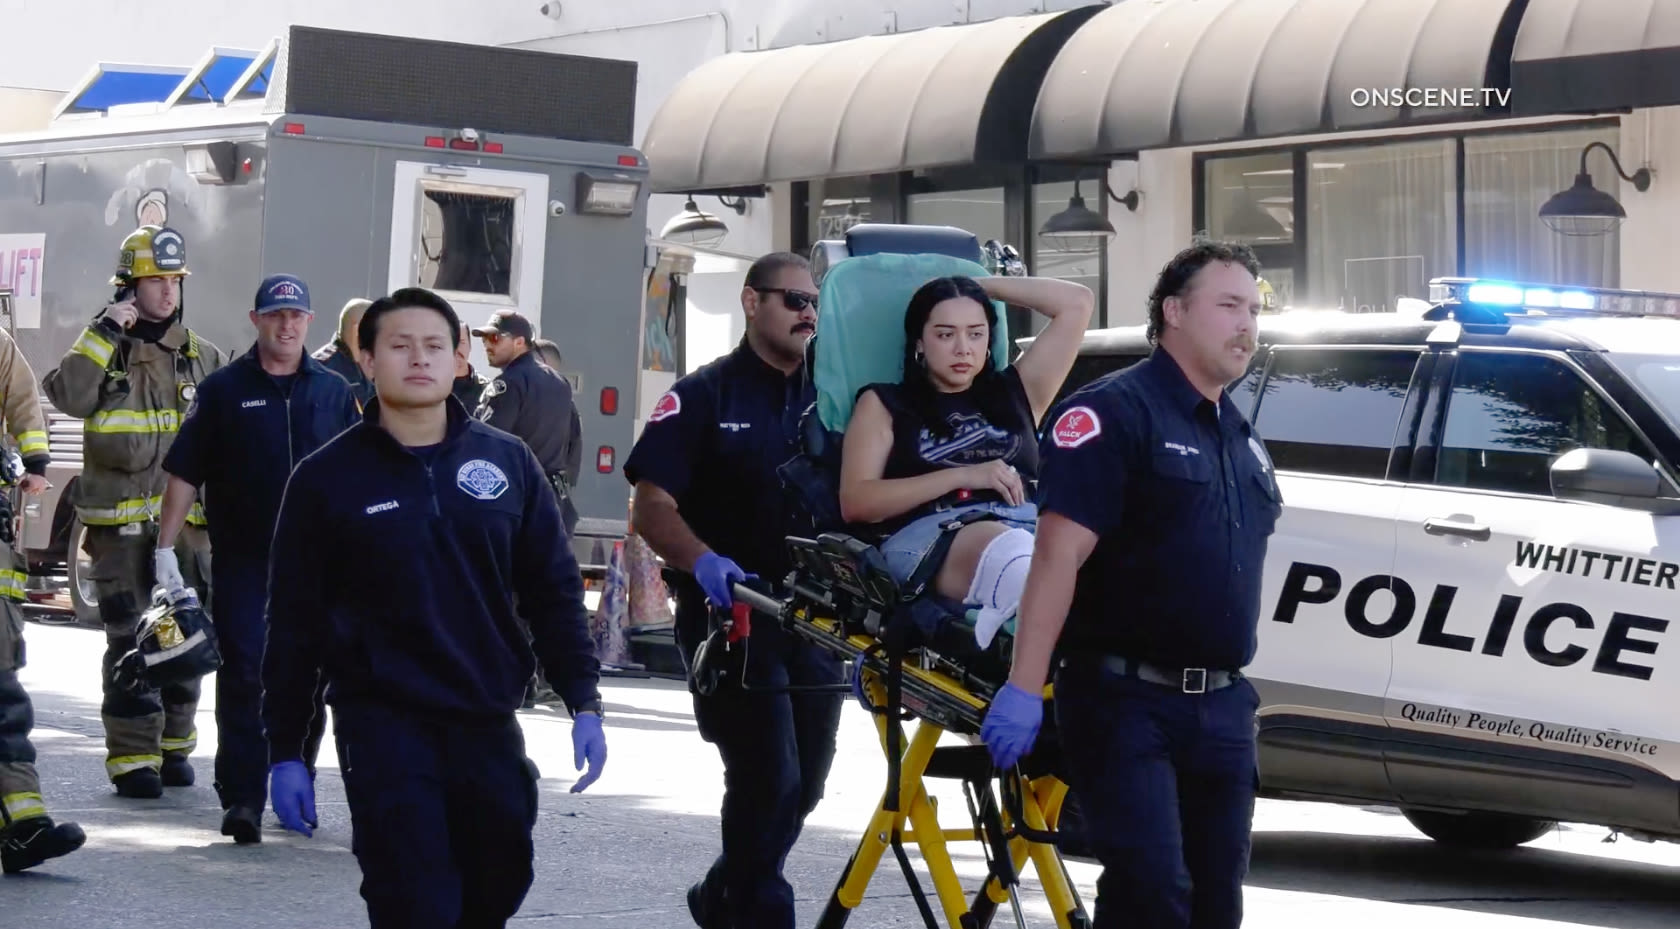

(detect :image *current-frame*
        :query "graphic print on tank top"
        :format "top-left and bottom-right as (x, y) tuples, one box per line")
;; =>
(917, 405), (1021, 470)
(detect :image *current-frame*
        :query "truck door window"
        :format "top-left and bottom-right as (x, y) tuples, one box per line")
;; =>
(1436, 351), (1649, 497)
(418, 187), (515, 297)
(1251, 348), (1421, 479)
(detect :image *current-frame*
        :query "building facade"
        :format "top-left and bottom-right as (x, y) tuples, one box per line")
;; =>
(9, 0), (1679, 359)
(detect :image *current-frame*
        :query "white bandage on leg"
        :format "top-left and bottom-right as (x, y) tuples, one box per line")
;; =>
(967, 527), (1034, 649)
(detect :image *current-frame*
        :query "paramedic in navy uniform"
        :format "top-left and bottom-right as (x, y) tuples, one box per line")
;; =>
(261, 287), (607, 929)
(981, 242), (1283, 929)
(623, 251), (843, 929)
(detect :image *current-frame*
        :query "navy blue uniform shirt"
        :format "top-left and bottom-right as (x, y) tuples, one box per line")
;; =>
(623, 338), (813, 615)
(163, 345), (361, 559)
(475, 351), (578, 480)
(261, 396), (601, 762)
(1039, 347), (1283, 670)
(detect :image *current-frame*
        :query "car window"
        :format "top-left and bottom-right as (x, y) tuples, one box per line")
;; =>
(1251, 348), (1421, 479)
(1436, 351), (1649, 497)
(1055, 352), (1146, 409)
(1228, 361), (1264, 420)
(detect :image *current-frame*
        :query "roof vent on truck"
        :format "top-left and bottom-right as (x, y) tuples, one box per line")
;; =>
(1424, 276), (1680, 325)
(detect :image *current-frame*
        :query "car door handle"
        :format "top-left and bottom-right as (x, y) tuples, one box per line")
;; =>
(1423, 517), (1491, 542)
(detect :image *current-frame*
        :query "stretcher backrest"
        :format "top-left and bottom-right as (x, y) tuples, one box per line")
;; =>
(811, 249), (1012, 435)
(778, 224), (1011, 537)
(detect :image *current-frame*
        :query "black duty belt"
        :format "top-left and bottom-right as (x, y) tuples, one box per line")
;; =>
(1093, 653), (1242, 694)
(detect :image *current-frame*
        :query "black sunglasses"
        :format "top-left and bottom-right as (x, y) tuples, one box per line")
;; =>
(756, 288), (818, 311)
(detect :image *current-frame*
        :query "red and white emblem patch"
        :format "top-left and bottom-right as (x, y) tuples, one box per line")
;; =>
(1051, 405), (1102, 449)
(648, 390), (682, 423)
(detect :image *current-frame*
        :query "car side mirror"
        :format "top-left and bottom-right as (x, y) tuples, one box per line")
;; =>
(1550, 448), (1680, 515)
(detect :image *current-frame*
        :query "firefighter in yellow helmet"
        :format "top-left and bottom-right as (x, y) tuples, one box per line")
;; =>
(1257, 277), (1279, 313)
(41, 225), (227, 799)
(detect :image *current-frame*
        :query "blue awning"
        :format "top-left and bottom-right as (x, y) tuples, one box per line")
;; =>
(166, 47), (262, 106)
(55, 63), (192, 117)
(222, 39), (279, 103)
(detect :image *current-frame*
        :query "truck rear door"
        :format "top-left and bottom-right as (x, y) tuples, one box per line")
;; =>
(386, 162), (549, 376)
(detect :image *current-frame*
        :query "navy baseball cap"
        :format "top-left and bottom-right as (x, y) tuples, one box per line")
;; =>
(471, 309), (535, 342)
(254, 273), (312, 315)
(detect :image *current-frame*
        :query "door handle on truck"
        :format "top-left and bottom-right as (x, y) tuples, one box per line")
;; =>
(1423, 517), (1491, 542)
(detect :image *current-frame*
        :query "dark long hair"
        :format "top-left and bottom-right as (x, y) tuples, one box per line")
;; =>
(898, 276), (1017, 439)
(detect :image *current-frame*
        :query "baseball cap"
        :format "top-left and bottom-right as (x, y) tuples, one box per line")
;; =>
(254, 273), (312, 315)
(471, 309), (535, 342)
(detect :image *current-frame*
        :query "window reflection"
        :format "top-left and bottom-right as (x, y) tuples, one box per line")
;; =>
(1438, 352), (1646, 496)
(1252, 348), (1419, 479)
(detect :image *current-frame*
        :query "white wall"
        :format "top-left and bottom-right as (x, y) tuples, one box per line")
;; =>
(1619, 106), (1680, 293)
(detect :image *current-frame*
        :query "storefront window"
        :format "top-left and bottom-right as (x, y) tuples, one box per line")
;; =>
(1464, 126), (1620, 287)
(1031, 180), (1105, 333)
(1306, 139), (1456, 313)
(1204, 153), (1294, 245)
(906, 186), (1006, 245)
(811, 175), (879, 243)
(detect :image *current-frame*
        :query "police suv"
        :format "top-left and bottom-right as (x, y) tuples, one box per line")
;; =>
(1060, 277), (1680, 850)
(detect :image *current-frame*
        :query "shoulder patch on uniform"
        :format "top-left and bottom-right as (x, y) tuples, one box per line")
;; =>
(483, 378), (507, 399)
(1248, 435), (1273, 472)
(456, 458), (510, 501)
(1050, 405), (1102, 449)
(648, 389), (681, 423)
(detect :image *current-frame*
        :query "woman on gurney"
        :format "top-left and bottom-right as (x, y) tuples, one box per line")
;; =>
(838, 273), (1093, 647)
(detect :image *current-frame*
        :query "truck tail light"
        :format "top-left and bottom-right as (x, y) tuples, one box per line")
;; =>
(600, 387), (618, 415)
(484, 142), (503, 154)
(596, 446), (615, 473)
(424, 136), (445, 148)
(282, 122), (306, 135)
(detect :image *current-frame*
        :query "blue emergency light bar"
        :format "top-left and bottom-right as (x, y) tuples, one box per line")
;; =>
(1428, 276), (1680, 321)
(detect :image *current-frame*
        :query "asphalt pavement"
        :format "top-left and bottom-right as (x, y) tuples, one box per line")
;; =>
(8, 620), (1680, 928)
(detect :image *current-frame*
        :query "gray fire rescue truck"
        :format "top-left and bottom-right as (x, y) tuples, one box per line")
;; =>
(0, 26), (652, 623)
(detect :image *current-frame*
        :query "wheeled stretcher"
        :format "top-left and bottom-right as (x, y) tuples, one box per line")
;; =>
(689, 224), (1091, 929)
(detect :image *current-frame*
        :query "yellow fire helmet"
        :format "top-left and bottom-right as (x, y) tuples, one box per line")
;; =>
(1257, 276), (1279, 312)
(110, 224), (191, 285)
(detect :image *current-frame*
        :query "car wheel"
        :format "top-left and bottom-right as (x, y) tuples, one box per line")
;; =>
(66, 516), (100, 628)
(1401, 808), (1556, 849)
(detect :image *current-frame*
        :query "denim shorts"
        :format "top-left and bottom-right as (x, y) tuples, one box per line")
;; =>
(877, 500), (1038, 586)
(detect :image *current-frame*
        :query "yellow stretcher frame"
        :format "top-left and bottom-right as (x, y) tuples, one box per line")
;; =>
(723, 591), (1093, 929)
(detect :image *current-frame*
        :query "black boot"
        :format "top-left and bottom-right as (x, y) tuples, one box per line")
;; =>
(1, 817), (87, 873)
(113, 768), (163, 799)
(220, 805), (262, 845)
(161, 754), (194, 787)
(687, 878), (730, 929)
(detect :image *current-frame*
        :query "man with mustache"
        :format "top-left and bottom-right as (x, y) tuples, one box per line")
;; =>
(624, 251), (842, 929)
(982, 242), (1283, 929)
(154, 273), (361, 843)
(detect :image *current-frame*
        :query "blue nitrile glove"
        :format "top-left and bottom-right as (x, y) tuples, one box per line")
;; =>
(570, 712), (607, 793)
(693, 551), (751, 607)
(980, 682), (1044, 770)
(848, 657), (872, 713)
(270, 760), (317, 837)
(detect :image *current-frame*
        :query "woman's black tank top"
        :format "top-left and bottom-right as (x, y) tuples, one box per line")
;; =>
(857, 366), (1039, 531)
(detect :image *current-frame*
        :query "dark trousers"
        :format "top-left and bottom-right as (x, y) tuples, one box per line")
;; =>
(211, 554), (327, 810)
(677, 617), (844, 928)
(335, 701), (540, 929)
(1053, 656), (1261, 929)
(86, 523), (210, 781)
